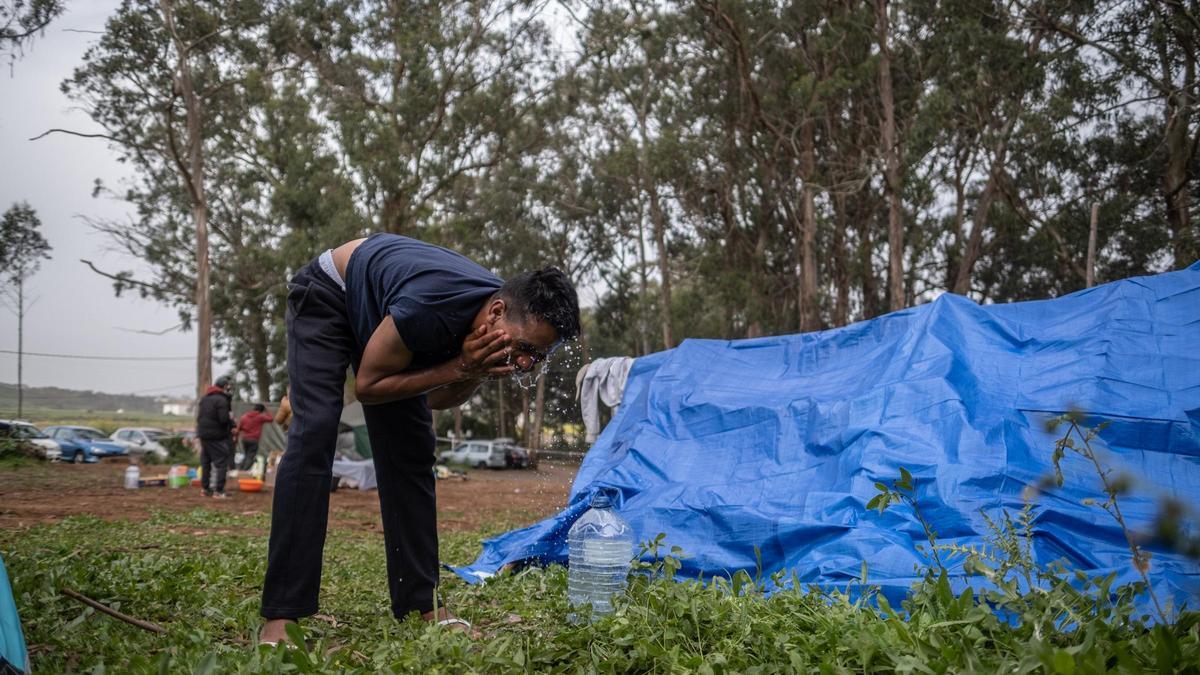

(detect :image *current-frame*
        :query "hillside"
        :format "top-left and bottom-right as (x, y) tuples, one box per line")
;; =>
(0, 382), (163, 414)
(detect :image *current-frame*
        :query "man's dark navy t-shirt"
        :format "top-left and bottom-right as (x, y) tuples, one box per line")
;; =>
(344, 234), (503, 368)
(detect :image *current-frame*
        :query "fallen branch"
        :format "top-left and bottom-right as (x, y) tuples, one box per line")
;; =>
(60, 588), (166, 634)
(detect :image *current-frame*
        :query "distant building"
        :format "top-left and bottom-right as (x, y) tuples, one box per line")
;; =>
(161, 399), (194, 416)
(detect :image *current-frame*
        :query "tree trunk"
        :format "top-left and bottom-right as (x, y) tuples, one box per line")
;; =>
(161, 0), (211, 398)
(747, 222), (768, 338)
(799, 119), (819, 331)
(876, 0), (904, 312)
(947, 147), (970, 289)
(194, 201), (212, 397)
(718, 179), (738, 338)
(832, 193), (850, 327)
(1087, 203), (1098, 288)
(531, 373), (544, 468)
(16, 278), (23, 419)
(635, 211), (651, 355)
(858, 209), (879, 319)
(247, 306), (271, 401)
(648, 187), (674, 349)
(381, 191), (407, 235)
(634, 90), (674, 350)
(953, 128), (1014, 295)
(1162, 85), (1195, 267)
(453, 406), (463, 447)
(496, 378), (506, 438)
(1160, 0), (1197, 266)
(521, 385), (531, 448)
(953, 175), (999, 296)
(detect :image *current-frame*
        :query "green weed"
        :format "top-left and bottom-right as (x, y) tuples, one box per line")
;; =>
(3, 413), (1198, 672)
(3, 503), (1197, 673)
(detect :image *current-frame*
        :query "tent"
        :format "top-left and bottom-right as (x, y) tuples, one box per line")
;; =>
(256, 401), (372, 460)
(452, 263), (1200, 614)
(339, 401), (372, 460)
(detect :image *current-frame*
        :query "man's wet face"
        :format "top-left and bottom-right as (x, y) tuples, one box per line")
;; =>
(494, 315), (558, 372)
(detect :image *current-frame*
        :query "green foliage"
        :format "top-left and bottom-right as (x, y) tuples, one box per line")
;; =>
(4, 506), (1198, 673)
(14, 408), (187, 433)
(0, 0), (65, 55)
(868, 465), (945, 573)
(1043, 412), (1173, 623)
(0, 436), (41, 467)
(0, 201), (51, 283)
(58, 0), (1198, 440)
(141, 435), (196, 465)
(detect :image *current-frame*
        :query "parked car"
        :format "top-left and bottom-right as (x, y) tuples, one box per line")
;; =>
(111, 427), (170, 459)
(0, 419), (62, 460)
(504, 443), (531, 469)
(439, 438), (530, 469)
(42, 425), (127, 461)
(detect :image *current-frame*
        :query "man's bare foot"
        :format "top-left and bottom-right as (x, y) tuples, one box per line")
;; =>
(259, 618), (297, 645)
(421, 607), (481, 638)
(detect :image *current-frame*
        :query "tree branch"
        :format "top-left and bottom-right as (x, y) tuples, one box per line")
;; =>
(80, 259), (189, 301)
(61, 588), (166, 634)
(28, 128), (152, 155)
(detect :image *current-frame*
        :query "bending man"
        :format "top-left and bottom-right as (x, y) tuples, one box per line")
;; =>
(259, 234), (580, 643)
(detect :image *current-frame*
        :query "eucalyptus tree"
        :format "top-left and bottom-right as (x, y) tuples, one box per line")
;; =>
(280, 0), (556, 236)
(0, 0), (64, 58)
(207, 62), (365, 401)
(0, 202), (52, 418)
(58, 0), (271, 397)
(1026, 0), (1199, 268)
(569, 0), (686, 349)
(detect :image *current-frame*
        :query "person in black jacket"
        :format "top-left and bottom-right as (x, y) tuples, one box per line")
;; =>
(197, 374), (235, 498)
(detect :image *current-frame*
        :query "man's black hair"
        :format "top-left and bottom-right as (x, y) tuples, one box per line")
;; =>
(253, 403), (266, 413)
(498, 267), (581, 341)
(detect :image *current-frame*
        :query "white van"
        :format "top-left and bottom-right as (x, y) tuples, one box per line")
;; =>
(440, 440), (507, 469)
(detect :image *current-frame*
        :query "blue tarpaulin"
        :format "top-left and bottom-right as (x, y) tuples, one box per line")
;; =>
(453, 264), (1200, 612)
(0, 555), (27, 674)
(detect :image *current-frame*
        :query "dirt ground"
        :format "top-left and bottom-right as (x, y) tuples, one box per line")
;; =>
(0, 458), (578, 534)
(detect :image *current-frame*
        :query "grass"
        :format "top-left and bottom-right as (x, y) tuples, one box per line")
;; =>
(3, 503), (1198, 674)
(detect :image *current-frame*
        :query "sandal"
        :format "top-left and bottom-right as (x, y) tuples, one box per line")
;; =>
(259, 619), (300, 649)
(260, 640), (299, 649)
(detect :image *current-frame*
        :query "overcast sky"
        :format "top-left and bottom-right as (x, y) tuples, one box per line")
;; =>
(0, 1), (207, 399)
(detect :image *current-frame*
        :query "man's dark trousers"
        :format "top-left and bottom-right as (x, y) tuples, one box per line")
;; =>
(239, 439), (260, 470)
(261, 259), (440, 621)
(200, 438), (231, 493)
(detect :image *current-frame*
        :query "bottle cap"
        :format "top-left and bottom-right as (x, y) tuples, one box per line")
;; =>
(590, 490), (612, 509)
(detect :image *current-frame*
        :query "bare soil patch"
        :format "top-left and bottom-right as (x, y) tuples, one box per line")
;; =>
(0, 458), (577, 533)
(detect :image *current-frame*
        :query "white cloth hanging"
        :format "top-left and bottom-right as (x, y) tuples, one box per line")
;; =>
(577, 357), (635, 443)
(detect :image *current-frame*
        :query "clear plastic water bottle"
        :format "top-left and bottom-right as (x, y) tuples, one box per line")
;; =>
(568, 490), (633, 622)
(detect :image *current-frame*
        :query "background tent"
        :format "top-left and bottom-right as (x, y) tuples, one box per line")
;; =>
(339, 401), (372, 460)
(253, 401), (372, 460)
(453, 263), (1200, 615)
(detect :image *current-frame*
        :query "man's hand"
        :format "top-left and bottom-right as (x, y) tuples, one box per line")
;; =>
(357, 317), (517, 405)
(457, 325), (515, 380)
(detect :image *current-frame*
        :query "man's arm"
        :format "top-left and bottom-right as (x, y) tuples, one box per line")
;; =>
(274, 398), (290, 427)
(355, 317), (513, 405)
(426, 377), (484, 410)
